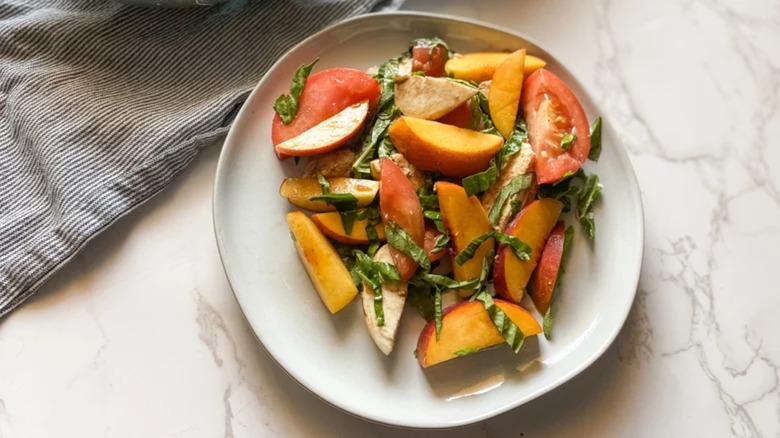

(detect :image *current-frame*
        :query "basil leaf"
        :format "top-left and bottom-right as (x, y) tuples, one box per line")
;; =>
(589, 117), (602, 161)
(338, 211), (357, 235)
(493, 233), (532, 262)
(353, 250), (402, 327)
(434, 288), (443, 340)
(560, 132), (576, 152)
(408, 284), (435, 321)
(413, 273), (480, 290)
(455, 231), (530, 265)
(488, 174), (532, 226)
(309, 193), (358, 212)
(352, 55), (404, 176)
(544, 225), (574, 340)
(385, 221), (430, 272)
(273, 59), (318, 124)
(431, 234), (450, 254)
(454, 347), (481, 356)
(462, 160), (498, 197)
(496, 119), (528, 170)
(316, 171), (331, 194)
(423, 210), (446, 234)
(467, 97), (483, 130)
(418, 194), (439, 210)
(576, 173), (602, 240)
(478, 92), (501, 137)
(474, 289), (525, 353)
(454, 231), (495, 266)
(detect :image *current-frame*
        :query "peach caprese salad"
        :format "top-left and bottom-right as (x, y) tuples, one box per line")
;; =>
(275, 38), (603, 368)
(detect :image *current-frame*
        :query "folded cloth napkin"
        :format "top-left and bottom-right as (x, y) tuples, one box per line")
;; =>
(0, 0), (385, 318)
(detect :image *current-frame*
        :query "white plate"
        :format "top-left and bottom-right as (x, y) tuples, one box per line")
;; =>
(213, 12), (644, 429)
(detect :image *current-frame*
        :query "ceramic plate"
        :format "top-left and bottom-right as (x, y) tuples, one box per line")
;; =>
(213, 12), (644, 429)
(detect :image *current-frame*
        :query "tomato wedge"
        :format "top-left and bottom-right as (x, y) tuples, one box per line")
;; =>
(271, 68), (380, 148)
(411, 44), (448, 78)
(379, 157), (425, 281)
(423, 223), (445, 263)
(521, 69), (590, 184)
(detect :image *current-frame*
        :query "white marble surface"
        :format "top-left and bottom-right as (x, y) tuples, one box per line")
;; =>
(1, 0), (779, 436)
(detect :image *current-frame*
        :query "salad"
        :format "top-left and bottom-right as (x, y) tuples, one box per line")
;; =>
(274, 38), (603, 368)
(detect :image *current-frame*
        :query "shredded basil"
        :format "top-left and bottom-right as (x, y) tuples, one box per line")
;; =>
(560, 132), (576, 152)
(312, 172), (359, 233)
(352, 55), (404, 176)
(488, 174), (532, 226)
(589, 117), (602, 161)
(496, 119), (528, 170)
(473, 288), (525, 353)
(455, 231), (530, 266)
(462, 161), (498, 197)
(434, 288), (443, 339)
(352, 250), (402, 327)
(385, 221), (430, 272)
(454, 347), (481, 356)
(543, 225), (575, 339)
(411, 273), (481, 290)
(273, 59), (318, 124)
(576, 173), (602, 240)
(315, 171), (331, 193)
(477, 92), (501, 137)
(431, 234), (450, 254)
(467, 97), (483, 130)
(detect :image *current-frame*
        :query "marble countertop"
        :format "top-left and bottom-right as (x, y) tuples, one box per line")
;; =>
(1, 0), (778, 436)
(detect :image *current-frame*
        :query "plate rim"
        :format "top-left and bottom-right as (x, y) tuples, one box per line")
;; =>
(213, 10), (645, 429)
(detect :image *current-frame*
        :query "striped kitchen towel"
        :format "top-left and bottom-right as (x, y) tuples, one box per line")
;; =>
(0, 0), (385, 318)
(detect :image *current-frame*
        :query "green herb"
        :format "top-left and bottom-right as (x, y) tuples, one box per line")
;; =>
(477, 92), (501, 137)
(357, 208), (381, 243)
(468, 97), (483, 130)
(352, 55), (404, 175)
(434, 288), (443, 339)
(312, 172), (359, 233)
(273, 59), (318, 124)
(352, 251), (402, 327)
(454, 231), (495, 266)
(407, 284), (435, 321)
(418, 195), (439, 210)
(411, 70), (425, 76)
(588, 117), (602, 161)
(447, 78), (479, 89)
(496, 119), (528, 170)
(536, 169), (584, 212)
(462, 161), (498, 197)
(543, 225), (574, 339)
(576, 173), (602, 240)
(473, 289), (525, 352)
(454, 231), (531, 265)
(411, 273), (481, 290)
(488, 174), (532, 226)
(385, 221), (431, 272)
(454, 347), (481, 356)
(560, 132), (576, 152)
(431, 234), (450, 254)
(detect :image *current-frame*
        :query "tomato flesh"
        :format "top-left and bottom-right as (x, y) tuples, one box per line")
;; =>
(379, 157), (425, 281)
(271, 68), (380, 148)
(521, 69), (590, 184)
(423, 223), (445, 263)
(411, 44), (448, 78)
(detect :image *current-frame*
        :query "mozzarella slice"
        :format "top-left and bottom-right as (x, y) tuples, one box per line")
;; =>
(361, 245), (407, 355)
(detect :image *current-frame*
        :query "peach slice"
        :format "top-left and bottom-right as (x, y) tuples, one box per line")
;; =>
(445, 52), (546, 83)
(286, 211), (358, 313)
(435, 181), (494, 295)
(529, 221), (566, 314)
(274, 100), (369, 157)
(388, 117), (503, 178)
(416, 299), (542, 368)
(489, 49), (526, 139)
(311, 211), (386, 245)
(493, 198), (563, 303)
(279, 177), (378, 212)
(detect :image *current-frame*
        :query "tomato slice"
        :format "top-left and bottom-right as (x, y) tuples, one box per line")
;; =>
(379, 157), (425, 281)
(521, 69), (590, 184)
(411, 44), (448, 78)
(271, 68), (380, 148)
